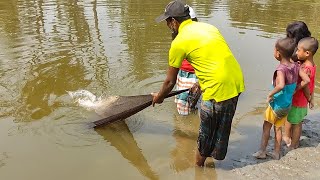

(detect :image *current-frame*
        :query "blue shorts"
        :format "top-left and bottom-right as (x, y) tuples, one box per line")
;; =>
(197, 95), (239, 160)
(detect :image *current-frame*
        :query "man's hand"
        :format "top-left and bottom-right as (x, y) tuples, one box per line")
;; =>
(151, 92), (164, 107)
(151, 66), (179, 107)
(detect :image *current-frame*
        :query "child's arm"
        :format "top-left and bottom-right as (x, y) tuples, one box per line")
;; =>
(297, 67), (311, 102)
(267, 70), (285, 103)
(309, 92), (314, 109)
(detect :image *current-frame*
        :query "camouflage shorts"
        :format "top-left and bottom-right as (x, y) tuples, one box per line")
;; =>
(197, 95), (239, 160)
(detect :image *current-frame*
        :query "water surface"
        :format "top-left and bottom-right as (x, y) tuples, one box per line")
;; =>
(0, 0), (319, 179)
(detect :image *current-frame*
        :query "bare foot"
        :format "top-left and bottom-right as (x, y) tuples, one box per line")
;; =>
(252, 150), (267, 159)
(287, 146), (294, 151)
(267, 152), (280, 160)
(282, 136), (291, 147)
(288, 144), (299, 150)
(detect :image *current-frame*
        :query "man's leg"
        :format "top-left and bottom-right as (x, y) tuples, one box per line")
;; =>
(195, 149), (207, 166)
(195, 100), (215, 166)
(211, 95), (239, 160)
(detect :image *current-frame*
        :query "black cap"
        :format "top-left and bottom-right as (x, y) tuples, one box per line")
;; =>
(155, 0), (190, 23)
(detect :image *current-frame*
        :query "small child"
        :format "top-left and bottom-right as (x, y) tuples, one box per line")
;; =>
(284, 37), (318, 150)
(253, 37), (300, 160)
(174, 6), (199, 115)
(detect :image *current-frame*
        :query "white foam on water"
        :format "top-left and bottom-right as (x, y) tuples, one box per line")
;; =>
(67, 90), (119, 115)
(67, 90), (100, 110)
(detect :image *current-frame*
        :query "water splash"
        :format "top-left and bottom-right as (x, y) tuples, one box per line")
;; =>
(67, 90), (100, 110)
(67, 90), (119, 116)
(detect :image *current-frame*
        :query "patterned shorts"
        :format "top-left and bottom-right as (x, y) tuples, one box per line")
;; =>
(174, 70), (198, 115)
(197, 95), (239, 160)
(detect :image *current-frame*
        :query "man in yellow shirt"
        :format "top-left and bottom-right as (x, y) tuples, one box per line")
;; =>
(153, 0), (245, 166)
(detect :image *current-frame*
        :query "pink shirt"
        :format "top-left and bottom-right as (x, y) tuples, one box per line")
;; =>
(292, 65), (316, 107)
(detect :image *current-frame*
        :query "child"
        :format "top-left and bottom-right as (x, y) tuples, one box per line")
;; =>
(253, 37), (300, 160)
(285, 37), (318, 150)
(174, 6), (199, 115)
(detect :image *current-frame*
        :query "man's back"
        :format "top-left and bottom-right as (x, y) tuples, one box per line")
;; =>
(169, 19), (245, 102)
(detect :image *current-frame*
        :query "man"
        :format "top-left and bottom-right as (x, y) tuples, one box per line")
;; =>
(152, 0), (245, 166)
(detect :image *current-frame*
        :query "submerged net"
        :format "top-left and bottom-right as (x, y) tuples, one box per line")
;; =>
(93, 89), (189, 127)
(93, 94), (153, 127)
(68, 89), (189, 128)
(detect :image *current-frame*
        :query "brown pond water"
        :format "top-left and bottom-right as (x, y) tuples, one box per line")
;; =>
(0, 0), (319, 179)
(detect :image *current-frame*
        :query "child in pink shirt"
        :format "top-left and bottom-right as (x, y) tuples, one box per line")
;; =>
(284, 37), (318, 150)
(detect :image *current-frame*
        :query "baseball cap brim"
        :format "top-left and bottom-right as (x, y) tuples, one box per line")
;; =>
(155, 13), (170, 23)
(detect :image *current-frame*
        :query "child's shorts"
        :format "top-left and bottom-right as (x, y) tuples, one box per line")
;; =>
(175, 70), (198, 115)
(287, 106), (307, 124)
(265, 106), (287, 127)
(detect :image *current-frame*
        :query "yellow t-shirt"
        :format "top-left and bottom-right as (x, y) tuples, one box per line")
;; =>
(169, 19), (245, 102)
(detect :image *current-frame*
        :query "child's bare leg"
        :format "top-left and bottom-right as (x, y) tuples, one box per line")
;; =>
(283, 120), (292, 147)
(298, 122), (302, 147)
(261, 121), (273, 151)
(253, 121), (272, 159)
(290, 123), (302, 149)
(270, 126), (281, 160)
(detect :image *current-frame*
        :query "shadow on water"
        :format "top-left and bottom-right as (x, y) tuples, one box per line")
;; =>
(171, 113), (199, 172)
(168, 112), (268, 172)
(95, 121), (159, 180)
(92, 110), (218, 179)
(92, 104), (309, 176)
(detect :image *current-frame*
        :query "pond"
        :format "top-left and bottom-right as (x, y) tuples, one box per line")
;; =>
(0, 0), (319, 179)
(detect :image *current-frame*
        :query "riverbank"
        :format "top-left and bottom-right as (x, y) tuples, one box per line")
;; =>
(229, 112), (320, 179)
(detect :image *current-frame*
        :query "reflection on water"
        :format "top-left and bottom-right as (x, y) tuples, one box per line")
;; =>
(228, 0), (320, 38)
(0, 0), (319, 179)
(17, 58), (91, 121)
(95, 121), (159, 180)
(171, 113), (217, 179)
(171, 114), (199, 172)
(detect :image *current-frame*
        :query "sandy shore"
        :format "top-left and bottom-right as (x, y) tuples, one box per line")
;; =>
(231, 113), (320, 179)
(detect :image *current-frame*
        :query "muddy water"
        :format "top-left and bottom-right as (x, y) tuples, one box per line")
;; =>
(0, 0), (319, 179)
